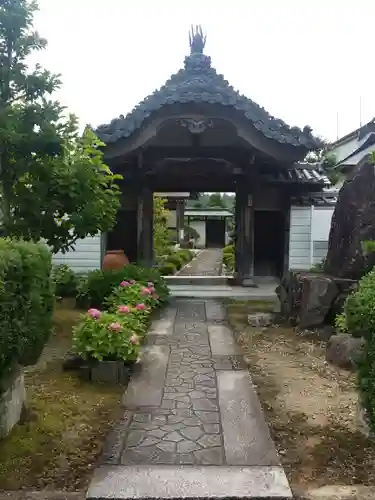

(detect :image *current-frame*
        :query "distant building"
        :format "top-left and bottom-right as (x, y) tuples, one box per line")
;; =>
(328, 118), (375, 176)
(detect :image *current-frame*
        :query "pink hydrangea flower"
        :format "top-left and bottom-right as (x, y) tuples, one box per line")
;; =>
(147, 282), (154, 287)
(141, 287), (151, 295)
(109, 322), (121, 332)
(118, 305), (130, 314)
(120, 280), (130, 287)
(149, 286), (156, 294)
(130, 279), (136, 284)
(88, 308), (101, 319)
(136, 303), (146, 311)
(130, 334), (140, 345)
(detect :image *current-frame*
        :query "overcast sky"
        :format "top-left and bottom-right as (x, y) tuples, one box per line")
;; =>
(33, 0), (374, 142)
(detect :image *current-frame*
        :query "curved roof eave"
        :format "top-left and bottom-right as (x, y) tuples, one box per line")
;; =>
(96, 32), (321, 152)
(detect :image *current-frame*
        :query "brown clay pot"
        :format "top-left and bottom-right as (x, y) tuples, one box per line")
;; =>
(102, 250), (129, 270)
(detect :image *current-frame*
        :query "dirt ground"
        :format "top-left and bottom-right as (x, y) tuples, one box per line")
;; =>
(0, 300), (123, 492)
(226, 301), (375, 492)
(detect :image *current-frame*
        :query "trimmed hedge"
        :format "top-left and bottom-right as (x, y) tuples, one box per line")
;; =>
(0, 239), (54, 386)
(157, 249), (194, 276)
(158, 262), (177, 276)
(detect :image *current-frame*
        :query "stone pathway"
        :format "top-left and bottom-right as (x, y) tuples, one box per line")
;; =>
(88, 299), (292, 499)
(178, 248), (222, 276)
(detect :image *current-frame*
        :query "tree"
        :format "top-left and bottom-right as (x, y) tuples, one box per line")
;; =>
(153, 196), (170, 260)
(305, 138), (339, 185)
(0, 0), (121, 252)
(207, 193), (226, 208)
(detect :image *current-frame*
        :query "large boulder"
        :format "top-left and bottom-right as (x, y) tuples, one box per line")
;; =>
(325, 154), (375, 280)
(277, 271), (357, 329)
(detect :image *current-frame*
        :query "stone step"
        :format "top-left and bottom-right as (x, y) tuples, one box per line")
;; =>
(86, 465), (293, 499)
(168, 285), (278, 301)
(164, 275), (229, 286)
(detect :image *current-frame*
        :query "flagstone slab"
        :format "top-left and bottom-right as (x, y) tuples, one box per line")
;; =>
(217, 370), (280, 466)
(122, 346), (169, 409)
(87, 465), (292, 499)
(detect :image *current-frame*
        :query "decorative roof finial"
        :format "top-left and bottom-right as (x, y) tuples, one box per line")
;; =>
(189, 24), (206, 54)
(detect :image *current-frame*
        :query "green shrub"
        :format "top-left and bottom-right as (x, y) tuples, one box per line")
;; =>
(158, 261), (177, 276)
(76, 264), (169, 309)
(310, 259), (325, 273)
(343, 267), (375, 340)
(358, 336), (375, 431)
(0, 239), (54, 385)
(72, 310), (141, 363)
(175, 249), (193, 264)
(166, 253), (184, 270)
(336, 266), (375, 433)
(222, 244), (235, 270)
(73, 280), (163, 363)
(52, 264), (79, 298)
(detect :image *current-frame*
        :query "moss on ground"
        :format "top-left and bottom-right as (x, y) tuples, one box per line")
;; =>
(0, 302), (123, 491)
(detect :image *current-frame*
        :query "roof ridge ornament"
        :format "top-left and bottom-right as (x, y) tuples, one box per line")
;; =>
(189, 24), (206, 54)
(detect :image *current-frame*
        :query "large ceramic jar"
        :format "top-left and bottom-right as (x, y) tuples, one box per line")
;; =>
(102, 250), (129, 270)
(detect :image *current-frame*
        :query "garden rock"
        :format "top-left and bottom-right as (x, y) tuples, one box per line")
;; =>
(62, 353), (84, 372)
(298, 275), (338, 329)
(247, 312), (273, 327)
(325, 154), (375, 280)
(326, 334), (366, 369)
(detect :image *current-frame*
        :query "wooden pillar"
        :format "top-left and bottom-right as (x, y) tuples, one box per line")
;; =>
(235, 183), (256, 287)
(137, 187), (154, 267)
(106, 187), (139, 263)
(176, 199), (185, 244)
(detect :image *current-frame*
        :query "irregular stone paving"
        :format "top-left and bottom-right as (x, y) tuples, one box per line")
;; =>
(100, 297), (281, 473)
(121, 300), (225, 465)
(178, 248), (222, 276)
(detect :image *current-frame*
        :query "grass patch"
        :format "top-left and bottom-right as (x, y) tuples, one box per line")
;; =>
(0, 301), (123, 491)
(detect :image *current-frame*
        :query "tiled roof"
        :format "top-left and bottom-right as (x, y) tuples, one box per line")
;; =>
(262, 162), (331, 186)
(96, 43), (320, 150)
(292, 188), (339, 206)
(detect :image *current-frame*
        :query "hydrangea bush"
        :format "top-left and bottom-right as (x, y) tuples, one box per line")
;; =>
(72, 278), (165, 364)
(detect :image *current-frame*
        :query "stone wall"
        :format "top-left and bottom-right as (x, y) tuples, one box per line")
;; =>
(276, 270), (357, 329)
(0, 366), (26, 439)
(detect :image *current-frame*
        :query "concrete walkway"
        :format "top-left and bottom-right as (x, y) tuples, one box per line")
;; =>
(87, 300), (292, 499)
(178, 249), (222, 276)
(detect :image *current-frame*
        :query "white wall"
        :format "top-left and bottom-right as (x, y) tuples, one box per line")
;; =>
(289, 206), (334, 270)
(52, 235), (102, 273)
(289, 207), (312, 270)
(190, 220), (206, 248)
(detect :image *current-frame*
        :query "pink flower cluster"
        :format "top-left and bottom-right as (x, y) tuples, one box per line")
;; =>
(131, 334), (140, 345)
(118, 305), (130, 314)
(108, 322), (121, 332)
(88, 308), (101, 319)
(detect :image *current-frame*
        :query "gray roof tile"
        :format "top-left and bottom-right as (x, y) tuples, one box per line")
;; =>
(96, 50), (320, 150)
